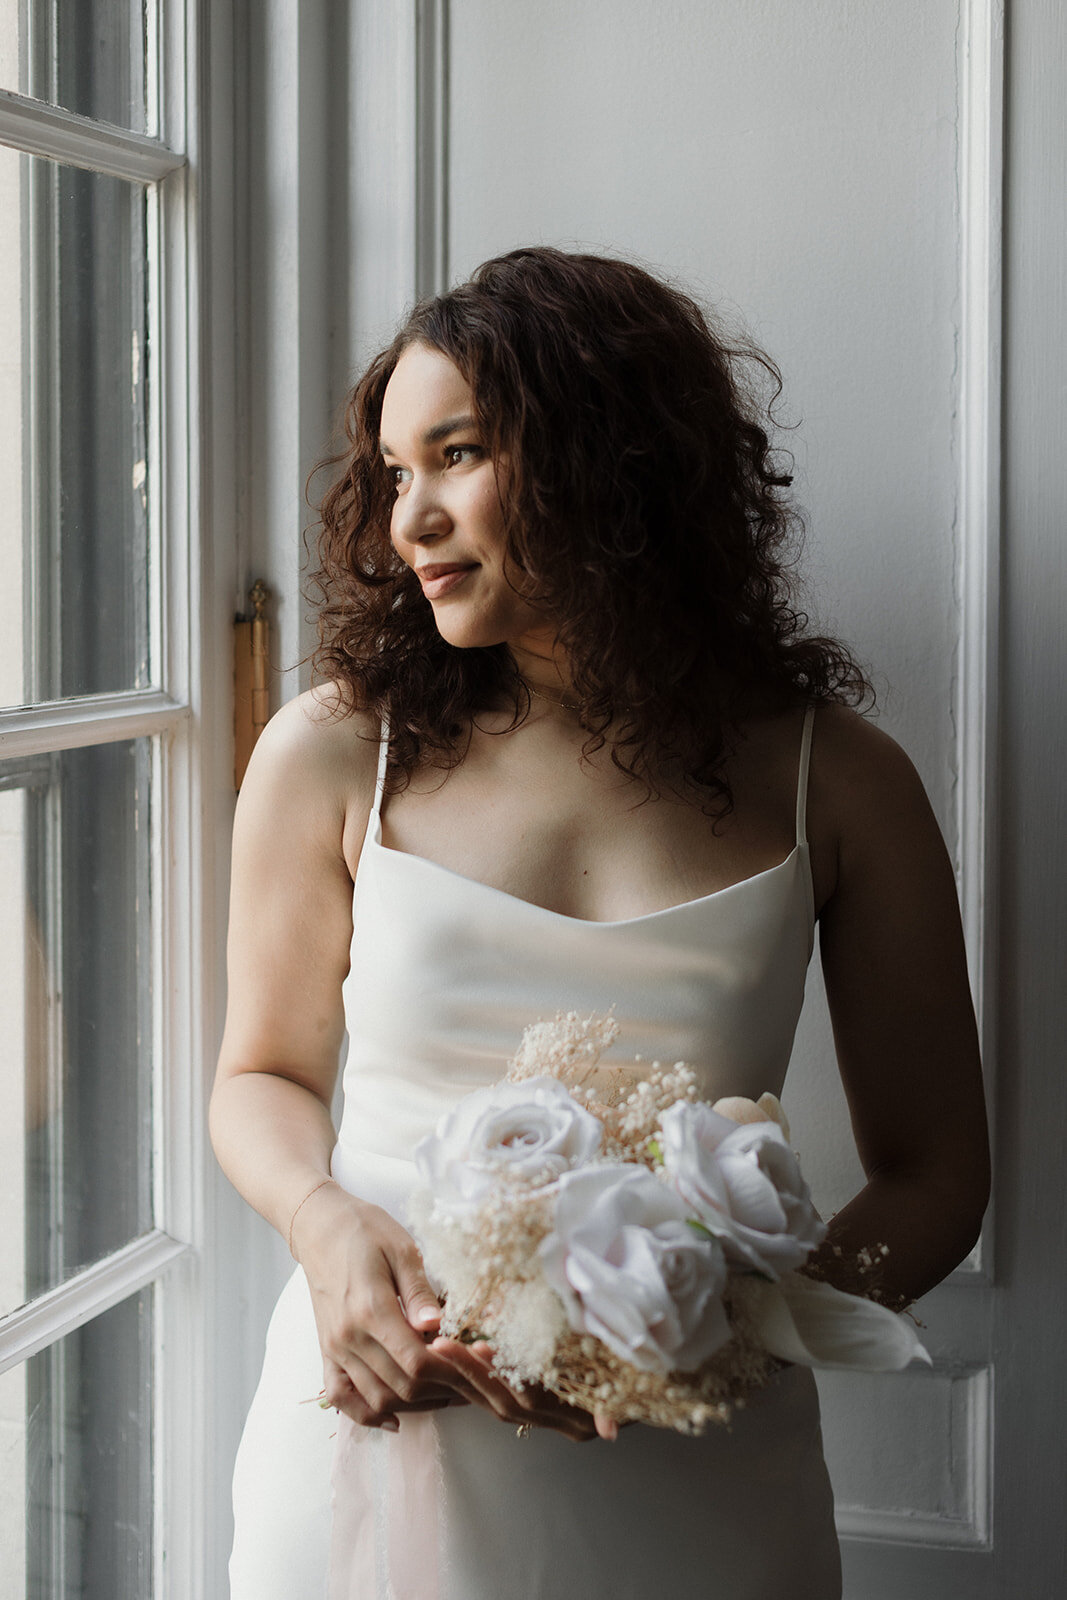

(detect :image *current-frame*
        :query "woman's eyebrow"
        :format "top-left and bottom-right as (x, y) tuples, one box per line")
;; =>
(380, 414), (478, 455)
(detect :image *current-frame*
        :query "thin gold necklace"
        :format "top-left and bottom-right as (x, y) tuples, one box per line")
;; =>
(524, 680), (582, 712)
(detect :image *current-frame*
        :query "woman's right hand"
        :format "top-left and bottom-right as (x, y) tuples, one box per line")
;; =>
(291, 1180), (471, 1429)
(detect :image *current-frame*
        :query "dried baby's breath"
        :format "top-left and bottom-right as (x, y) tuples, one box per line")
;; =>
(507, 1011), (621, 1084)
(505, 1011), (701, 1164)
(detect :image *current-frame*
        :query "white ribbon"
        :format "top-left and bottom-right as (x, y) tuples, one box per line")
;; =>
(329, 1411), (444, 1600)
(748, 1272), (931, 1371)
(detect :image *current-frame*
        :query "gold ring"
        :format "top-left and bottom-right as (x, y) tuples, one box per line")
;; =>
(515, 1422), (533, 1439)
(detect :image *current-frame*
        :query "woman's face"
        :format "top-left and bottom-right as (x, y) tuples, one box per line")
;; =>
(379, 342), (549, 653)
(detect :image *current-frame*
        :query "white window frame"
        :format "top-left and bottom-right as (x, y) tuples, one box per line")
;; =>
(0, 2), (225, 1592)
(1, 4), (452, 1589)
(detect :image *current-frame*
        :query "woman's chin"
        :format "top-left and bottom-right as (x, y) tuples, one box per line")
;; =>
(427, 596), (548, 653)
(430, 615), (504, 651)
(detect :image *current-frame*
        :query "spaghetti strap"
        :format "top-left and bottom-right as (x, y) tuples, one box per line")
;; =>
(795, 707), (815, 848)
(371, 717), (390, 821)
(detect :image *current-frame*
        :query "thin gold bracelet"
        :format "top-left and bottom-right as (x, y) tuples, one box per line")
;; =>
(288, 1177), (336, 1258)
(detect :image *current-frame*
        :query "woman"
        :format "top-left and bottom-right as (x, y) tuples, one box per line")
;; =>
(212, 247), (990, 1599)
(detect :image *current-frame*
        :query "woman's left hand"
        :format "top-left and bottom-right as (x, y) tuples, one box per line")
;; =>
(428, 1337), (618, 1442)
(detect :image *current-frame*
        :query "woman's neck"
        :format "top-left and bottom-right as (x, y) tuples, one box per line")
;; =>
(508, 639), (578, 705)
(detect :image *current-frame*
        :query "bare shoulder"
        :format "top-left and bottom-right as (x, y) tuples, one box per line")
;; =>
(811, 704), (937, 832)
(236, 683), (381, 850)
(220, 684), (376, 1096)
(809, 703), (953, 913)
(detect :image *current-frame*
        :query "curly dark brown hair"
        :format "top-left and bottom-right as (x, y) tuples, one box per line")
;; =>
(310, 246), (871, 811)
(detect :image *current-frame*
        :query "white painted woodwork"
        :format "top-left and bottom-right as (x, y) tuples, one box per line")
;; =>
(0, 690), (189, 757)
(193, 0), (273, 1588)
(990, 2), (1067, 1590)
(346, 0), (419, 361)
(0, 58), (28, 1587)
(415, 0), (450, 299)
(0, 795), (26, 1583)
(0, 86), (184, 181)
(0, 1231), (191, 1376)
(239, 0), (361, 693)
(0, 2), (218, 1594)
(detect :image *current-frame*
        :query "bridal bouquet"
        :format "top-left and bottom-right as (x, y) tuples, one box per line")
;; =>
(408, 1013), (928, 1434)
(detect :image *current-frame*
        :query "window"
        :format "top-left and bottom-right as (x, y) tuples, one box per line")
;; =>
(0, 4), (200, 1593)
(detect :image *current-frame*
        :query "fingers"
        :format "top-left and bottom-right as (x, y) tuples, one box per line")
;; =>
(392, 1240), (443, 1337)
(328, 1337), (607, 1446)
(304, 1198), (442, 1375)
(336, 1334), (458, 1411)
(427, 1340), (516, 1421)
(322, 1357), (394, 1429)
(323, 1353), (400, 1427)
(320, 1282), (452, 1407)
(323, 1356), (470, 1429)
(306, 1205), (488, 1420)
(431, 1339), (598, 1443)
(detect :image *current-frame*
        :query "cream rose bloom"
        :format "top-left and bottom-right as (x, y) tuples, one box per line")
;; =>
(659, 1101), (825, 1279)
(414, 1077), (602, 1214)
(539, 1164), (730, 1373)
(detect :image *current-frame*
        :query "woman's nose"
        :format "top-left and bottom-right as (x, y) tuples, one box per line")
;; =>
(391, 475), (451, 549)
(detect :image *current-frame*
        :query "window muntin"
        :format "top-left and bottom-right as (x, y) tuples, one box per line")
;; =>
(0, 146), (153, 710)
(0, 1), (154, 136)
(0, 1286), (154, 1597)
(0, 738), (155, 1321)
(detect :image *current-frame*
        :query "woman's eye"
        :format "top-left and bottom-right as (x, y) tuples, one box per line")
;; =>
(385, 448), (480, 491)
(445, 444), (482, 466)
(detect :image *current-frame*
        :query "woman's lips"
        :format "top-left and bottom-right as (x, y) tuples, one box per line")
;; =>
(417, 563), (478, 600)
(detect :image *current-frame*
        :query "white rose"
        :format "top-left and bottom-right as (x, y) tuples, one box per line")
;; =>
(539, 1164), (730, 1374)
(414, 1077), (602, 1214)
(659, 1101), (825, 1280)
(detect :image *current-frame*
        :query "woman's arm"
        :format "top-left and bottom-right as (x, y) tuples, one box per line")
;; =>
(210, 692), (462, 1425)
(806, 710), (991, 1307)
(211, 689), (363, 1236)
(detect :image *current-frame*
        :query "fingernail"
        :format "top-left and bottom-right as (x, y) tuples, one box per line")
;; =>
(380, 1416), (400, 1433)
(414, 1307), (439, 1327)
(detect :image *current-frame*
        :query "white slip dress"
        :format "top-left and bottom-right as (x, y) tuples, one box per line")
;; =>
(229, 706), (842, 1599)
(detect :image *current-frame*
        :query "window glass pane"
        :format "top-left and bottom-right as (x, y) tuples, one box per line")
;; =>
(0, 738), (154, 1319)
(0, 1288), (154, 1598)
(0, 146), (152, 710)
(0, 2), (152, 134)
